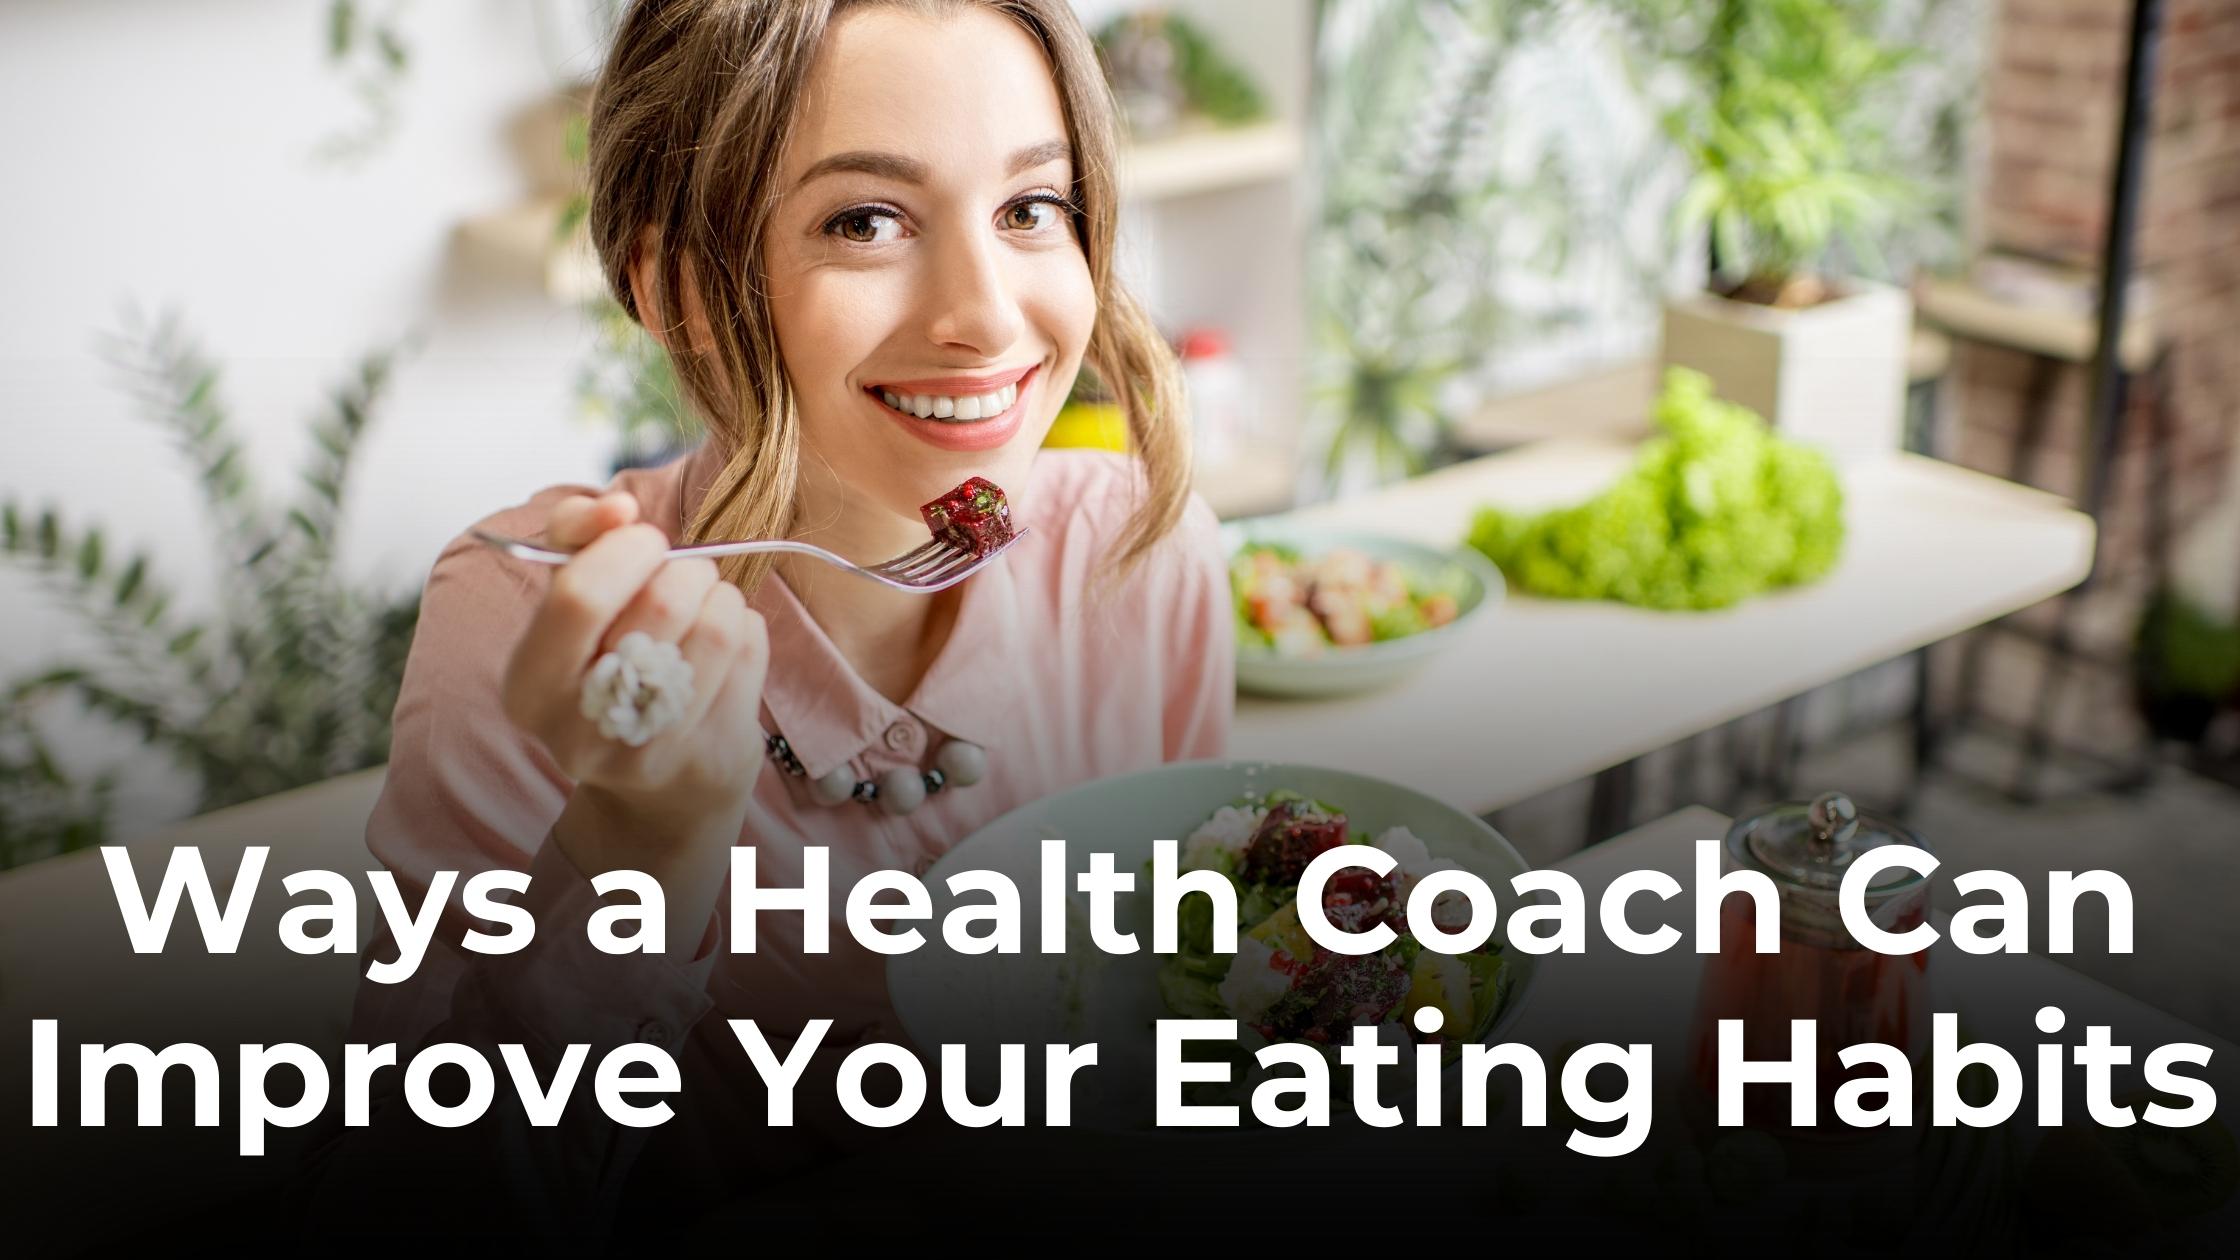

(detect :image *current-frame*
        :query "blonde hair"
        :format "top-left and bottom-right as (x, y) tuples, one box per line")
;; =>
(586, 0), (1188, 593)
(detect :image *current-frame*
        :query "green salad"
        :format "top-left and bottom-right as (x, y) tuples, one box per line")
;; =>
(1157, 791), (1513, 1084)
(1231, 544), (1469, 656)
(1467, 367), (1845, 611)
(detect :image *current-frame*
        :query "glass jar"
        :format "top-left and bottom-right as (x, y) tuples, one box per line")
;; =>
(1687, 792), (1932, 1136)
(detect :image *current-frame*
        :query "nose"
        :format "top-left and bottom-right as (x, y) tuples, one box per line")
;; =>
(921, 224), (1025, 358)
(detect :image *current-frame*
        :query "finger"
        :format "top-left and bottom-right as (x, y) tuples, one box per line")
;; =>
(683, 640), (774, 787)
(545, 491), (642, 552)
(664, 583), (764, 738)
(703, 616), (772, 751)
(601, 557), (720, 654)
(512, 523), (672, 685)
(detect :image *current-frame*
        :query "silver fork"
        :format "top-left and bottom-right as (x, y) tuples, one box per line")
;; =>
(469, 526), (1029, 593)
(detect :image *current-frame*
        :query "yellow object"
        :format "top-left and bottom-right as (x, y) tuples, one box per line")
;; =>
(1246, 901), (1315, 962)
(1401, 951), (1472, 1034)
(1044, 401), (1131, 452)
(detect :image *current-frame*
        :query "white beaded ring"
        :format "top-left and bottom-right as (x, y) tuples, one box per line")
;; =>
(580, 631), (695, 747)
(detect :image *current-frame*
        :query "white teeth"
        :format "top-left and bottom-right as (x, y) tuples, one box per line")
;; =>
(875, 378), (1024, 421)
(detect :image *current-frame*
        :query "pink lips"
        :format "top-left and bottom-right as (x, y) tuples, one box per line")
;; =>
(865, 364), (1039, 454)
(868, 363), (1036, 395)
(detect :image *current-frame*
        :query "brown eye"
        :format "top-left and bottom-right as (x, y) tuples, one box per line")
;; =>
(1004, 201), (1058, 231)
(826, 207), (900, 244)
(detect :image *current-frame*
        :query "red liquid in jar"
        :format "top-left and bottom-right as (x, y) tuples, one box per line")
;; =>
(1688, 896), (1929, 1133)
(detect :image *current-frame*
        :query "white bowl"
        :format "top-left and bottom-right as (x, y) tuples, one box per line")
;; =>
(884, 760), (1537, 1131)
(1224, 520), (1503, 698)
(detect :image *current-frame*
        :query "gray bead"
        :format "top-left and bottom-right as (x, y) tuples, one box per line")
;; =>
(810, 766), (858, 806)
(934, 740), (987, 787)
(876, 767), (927, 815)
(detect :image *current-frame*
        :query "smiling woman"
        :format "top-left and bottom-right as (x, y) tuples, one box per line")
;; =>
(591, 0), (1189, 598)
(306, 0), (1233, 1246)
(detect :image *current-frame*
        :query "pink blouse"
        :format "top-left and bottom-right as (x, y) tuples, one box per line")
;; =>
(322, 446), (1232, 1225)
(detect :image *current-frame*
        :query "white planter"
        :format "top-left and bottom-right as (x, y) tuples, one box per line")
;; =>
(1657, 278), (1913, 465)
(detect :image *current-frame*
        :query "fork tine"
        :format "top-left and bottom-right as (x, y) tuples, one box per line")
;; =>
(887, 543), (968, 579)
(919, 528), (1025, 579)
(885, 538), (948, 569)
(911, 548), (983, 585)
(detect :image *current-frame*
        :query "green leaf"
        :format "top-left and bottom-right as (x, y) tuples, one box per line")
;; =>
(13, 665), (89, 697)
(328, 0), (355, 59)
(555, 196), (588, 246)
(113, 555), (146, 606)
(183, 368), (216, 413)
(35, 510), (59, 561)
(165, 627), (204, 658)
(75, 530), (103, 581)
(375, 28), (409, 73)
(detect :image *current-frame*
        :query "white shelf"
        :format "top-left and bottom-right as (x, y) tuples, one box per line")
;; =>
(1118, 121), (1302, 202)
(458, 116), (1306, 303)
(456, 193), (605, 305)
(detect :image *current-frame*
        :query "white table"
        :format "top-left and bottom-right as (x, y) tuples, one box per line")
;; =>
(1229, 439), (2096, 816)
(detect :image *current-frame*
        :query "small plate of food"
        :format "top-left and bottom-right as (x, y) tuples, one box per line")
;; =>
(1223, 520), (1502, 698)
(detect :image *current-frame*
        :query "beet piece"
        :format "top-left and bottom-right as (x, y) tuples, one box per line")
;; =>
(920, 476), (1014, 557)
(1321, 866), (1399, 934)
(1238, 801), (1348, 886)
(1304, 951), (1410, 1033)
(1257, 950), (1410, 1042)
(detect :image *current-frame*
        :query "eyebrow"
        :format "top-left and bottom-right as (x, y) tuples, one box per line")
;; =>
(794, 139), (1073, 189)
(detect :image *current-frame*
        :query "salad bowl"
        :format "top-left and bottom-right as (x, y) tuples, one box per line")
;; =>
(884, 760), (1538, 1132)
(1222, 519), (1503, 699)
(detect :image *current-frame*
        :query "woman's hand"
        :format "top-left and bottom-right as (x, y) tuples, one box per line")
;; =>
(499, 491), (769, 945)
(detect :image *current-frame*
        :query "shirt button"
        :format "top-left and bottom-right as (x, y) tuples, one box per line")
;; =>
(884, 721), (919, 752)
(637, 1020), (671, 1045)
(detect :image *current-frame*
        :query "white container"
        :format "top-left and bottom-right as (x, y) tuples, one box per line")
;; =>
(1178, 327), (1247, 466)
(1657, 277), (1913, 465)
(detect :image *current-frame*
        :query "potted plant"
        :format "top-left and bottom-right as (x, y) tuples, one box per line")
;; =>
(0, 313), (420, 869)
(1649, 0), (1921, 465)
(2132, 587), (2240, 747)
(1309, 0), (1584, 490)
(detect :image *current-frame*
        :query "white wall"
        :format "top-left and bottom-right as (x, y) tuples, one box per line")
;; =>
(1, 0), (618, 830)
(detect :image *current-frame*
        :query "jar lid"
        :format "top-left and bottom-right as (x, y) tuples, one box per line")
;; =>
(1730, 791), (1928, 894)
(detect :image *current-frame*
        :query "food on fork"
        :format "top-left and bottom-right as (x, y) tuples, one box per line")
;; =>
(920, 476), (1015, 558)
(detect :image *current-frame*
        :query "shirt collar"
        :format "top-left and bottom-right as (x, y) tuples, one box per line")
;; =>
(663, 444), (1027, 777)
(747, 565), (1024, 780)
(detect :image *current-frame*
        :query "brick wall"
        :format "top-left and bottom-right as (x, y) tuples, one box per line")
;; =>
(1942, 0), (2240, 758)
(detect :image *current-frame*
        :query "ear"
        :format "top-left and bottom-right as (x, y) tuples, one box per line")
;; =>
(627, 226), (718, 355)
(626, 227), (673, 350)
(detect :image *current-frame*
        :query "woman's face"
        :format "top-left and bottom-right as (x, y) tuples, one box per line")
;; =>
(763, 4), (1095, 530)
